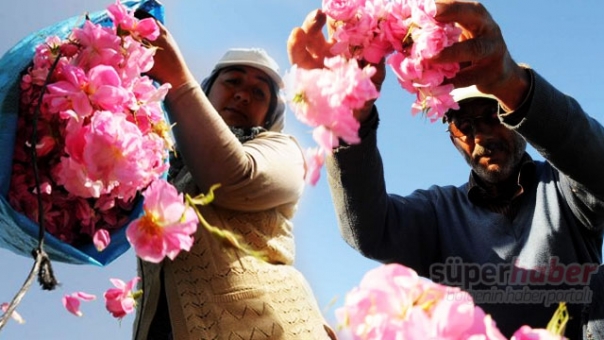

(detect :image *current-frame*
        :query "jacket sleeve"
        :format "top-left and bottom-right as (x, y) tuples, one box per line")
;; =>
(165, 81), (305, 212)
(501, 69), (604, 231)
(326, 112), (441, 274)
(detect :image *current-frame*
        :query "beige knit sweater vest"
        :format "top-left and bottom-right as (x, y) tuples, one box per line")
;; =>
(133, 168), (336, 339)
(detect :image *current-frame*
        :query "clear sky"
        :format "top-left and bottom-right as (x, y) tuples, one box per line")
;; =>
(1, 1), (603, 339)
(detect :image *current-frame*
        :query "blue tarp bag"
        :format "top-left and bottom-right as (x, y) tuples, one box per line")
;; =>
(0, 0), (165, 266)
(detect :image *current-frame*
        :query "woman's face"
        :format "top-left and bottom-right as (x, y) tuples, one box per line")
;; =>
(207, 65), (272, 128)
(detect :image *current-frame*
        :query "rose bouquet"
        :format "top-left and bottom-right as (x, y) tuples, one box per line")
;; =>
(285, 0), (462, 185)
(335, 263), (569, 340)
(0, 0), (172, 266)
(324, 0), (461, 120)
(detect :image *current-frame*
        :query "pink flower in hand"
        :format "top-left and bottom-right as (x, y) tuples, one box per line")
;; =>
(107, 0), (159, 41)
(126, 179), (198, 263)
(415, 83), (459, 122)
(322, 0), (365, 21)
(107, 1), (137, 32)
(283, 65), (331, 128)
(1, 302), (25, 324)
(62, 292), (97, 317)
(104, 277), (140, 319)
(93, 229), (111, 252)
(321, 55), (379, 111)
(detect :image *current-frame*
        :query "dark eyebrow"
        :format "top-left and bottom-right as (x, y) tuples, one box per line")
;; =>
(221, 66), (271, 89)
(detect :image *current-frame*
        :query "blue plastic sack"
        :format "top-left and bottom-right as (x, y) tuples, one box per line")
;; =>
(0, 0), (165, 266)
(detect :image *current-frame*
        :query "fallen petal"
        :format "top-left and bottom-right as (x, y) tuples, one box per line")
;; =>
(93, 229), (111, 252)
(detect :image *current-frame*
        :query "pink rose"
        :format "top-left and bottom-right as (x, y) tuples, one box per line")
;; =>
(93, 229), (111, 252)
(62, 292), (97, 317)
(126, 179), (198, 263)
(511, 325), (566, 340)
(103, 277), (140, 319)
(322, 0), (365, 21)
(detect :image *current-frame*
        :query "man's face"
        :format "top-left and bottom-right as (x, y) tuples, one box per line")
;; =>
(447, 98), (527, 183)
(207, 66), (272, 128)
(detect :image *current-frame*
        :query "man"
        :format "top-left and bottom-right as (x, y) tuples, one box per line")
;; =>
(288, 1), (604, 338)
(583, 266), (604, 339)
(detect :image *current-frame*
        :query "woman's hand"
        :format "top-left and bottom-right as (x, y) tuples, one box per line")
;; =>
(146, 20), (196, 90)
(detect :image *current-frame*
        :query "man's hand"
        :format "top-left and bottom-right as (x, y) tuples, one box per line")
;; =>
(286, 9), (386, 123)
(354, 59), (386, 123)
(287, 9), (333, 69)
(432, 0), (530, 111)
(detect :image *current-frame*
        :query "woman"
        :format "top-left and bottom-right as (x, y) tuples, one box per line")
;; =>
(132, 21), (336, 340)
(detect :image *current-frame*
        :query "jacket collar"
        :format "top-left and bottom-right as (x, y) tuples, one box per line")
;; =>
(467, 153), (536, 206)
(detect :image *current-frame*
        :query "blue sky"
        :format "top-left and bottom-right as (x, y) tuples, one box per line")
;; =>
(1, 1), (603, 339)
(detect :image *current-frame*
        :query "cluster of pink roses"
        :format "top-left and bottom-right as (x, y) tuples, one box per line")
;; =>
(336, 263), (567, 340)
(9, 0), (200, 262)
(9, 0), (170, 245)
(323, 0), (461, 120)
(285, 0), (462, 185)
(6, 0), (200, 321)
(284, 56), (379, 185)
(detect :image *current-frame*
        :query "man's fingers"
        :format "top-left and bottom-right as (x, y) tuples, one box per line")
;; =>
(287, 28), (324, 69)
(445, 56), (505, 90)
(301, 9), (326, 36)
(306, 39), (333, 64)
(434, 0), (501, 60)
(287, 9), (334, 69)
(434, 0), (491, 31)
(287, 28), (310, 65)
(432, 37), (496, 64)
(301, 10), (333, 61)
(445, 65), (481, 89)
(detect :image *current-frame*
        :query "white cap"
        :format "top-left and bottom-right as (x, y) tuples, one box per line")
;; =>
(213, 48), (283, 88)
(450, 85), (498, 103)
